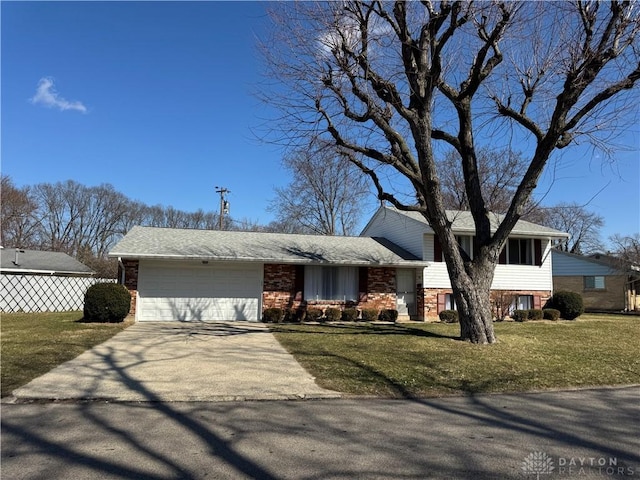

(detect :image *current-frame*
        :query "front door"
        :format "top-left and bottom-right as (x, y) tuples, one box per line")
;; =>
(396, 269), (416, 316)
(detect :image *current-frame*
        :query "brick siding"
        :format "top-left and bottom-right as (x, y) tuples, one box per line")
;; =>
(554, 275), (628, 311)
(262, 264), (300, 310)
(361, 267), (396, 310)
(261, 264), (397, 315)
(121, 259), (139, 315)
(419, 288), (552, 320)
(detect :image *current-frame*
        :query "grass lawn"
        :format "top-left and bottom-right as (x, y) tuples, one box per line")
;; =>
(270, 314), (640, 398)
(1, 311), (132, 397)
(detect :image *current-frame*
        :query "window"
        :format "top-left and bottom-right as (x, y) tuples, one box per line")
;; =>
(456, 235), (474, 259)
(584, 276), (605, 290)
(304, 266), (358, 302)
(445, 293), (456, 310)
(516, 295), (533, 310)
(508, 238), (533, 265)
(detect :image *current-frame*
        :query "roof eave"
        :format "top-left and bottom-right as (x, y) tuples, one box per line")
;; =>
(0, 268), (95, 276)
(109, 252), (428, 267)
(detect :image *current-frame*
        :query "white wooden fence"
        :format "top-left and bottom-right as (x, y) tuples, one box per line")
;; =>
(1, 274), (115, 313)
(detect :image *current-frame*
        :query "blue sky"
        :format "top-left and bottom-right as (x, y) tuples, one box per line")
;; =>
(2, 1), (638, 241)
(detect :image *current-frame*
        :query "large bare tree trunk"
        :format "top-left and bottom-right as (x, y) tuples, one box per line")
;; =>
(452, 262), (497, 344)
(429, 214), (499, 343)
(260, 1), (640, 344)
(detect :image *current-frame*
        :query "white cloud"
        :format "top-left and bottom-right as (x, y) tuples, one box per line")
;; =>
(29, 77), (87, 113)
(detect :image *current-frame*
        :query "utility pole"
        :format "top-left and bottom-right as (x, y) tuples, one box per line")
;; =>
(215, 186), (230, 230)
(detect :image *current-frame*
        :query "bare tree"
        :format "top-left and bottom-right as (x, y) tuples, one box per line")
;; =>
(260, 1), (640, 343)
(438, 147), (529, 213)
(609, 233), (640, 265)
(539, 203), (605, 254)
(32, 180), (83, 253)
(31, 181), (130, 257)
(268, 142), (372, 235)
(141, 204), (221, 229)
(490, 290), (517, 322)
(436, 151), (606, 252)
(3, 177), (227, 275)
(0, 176), (40, 248)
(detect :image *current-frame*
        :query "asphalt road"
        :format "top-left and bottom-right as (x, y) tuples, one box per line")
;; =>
(2, 386), (638, 480)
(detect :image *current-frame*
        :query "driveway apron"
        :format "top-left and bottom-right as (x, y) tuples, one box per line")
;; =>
(11, 322), (341, 402)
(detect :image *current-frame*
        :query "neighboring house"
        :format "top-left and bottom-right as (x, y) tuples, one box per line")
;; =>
(552, 249), (640, 312)
(0, 247), (96, 312)
(108, 227), (426, 322)
(110, 206), (567, 322)
(361, 206), (568, 319)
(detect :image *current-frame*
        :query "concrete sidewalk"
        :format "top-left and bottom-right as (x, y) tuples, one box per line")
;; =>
(10, 322), (341, 402)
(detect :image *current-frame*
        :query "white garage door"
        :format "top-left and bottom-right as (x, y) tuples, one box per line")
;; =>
(137, 261), (262, 321)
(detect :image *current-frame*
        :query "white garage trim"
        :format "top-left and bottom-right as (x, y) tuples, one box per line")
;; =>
(136, 260), (263, 322)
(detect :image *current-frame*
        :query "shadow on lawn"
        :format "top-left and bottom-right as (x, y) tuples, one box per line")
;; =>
(312, 350), (522, 398)
(3, 320), (639, 479)
(271, 322), (460, 340)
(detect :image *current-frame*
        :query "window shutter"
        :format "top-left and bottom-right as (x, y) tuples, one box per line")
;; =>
(434, 235), (443, 262)
(358, 267), (368, 302)
(437, 293), (446, 313)
(294, 265), (304, 301)
(533, 295), (541, 309)
(534, 239), (543, 266)
(499, 246), (507, 264)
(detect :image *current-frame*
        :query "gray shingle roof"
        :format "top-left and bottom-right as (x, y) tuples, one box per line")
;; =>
(553, 249), (640, 276)
(109, 226), (425, 266)
(0, 248), (94, 275)
(390, 207), (568, 238)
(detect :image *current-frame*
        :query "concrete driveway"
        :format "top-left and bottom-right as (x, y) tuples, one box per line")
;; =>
(10, 322), (341, 402)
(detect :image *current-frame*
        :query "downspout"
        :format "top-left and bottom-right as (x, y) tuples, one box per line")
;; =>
(118, 257), (125, 285)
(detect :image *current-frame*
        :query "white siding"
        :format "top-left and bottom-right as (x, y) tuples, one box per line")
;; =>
(361, 208), (430, 259)
(137, 260), (263, 321)
(364, 206), (557, 292)
(423, 235), (434, 262)
(423, 239), (554, 291)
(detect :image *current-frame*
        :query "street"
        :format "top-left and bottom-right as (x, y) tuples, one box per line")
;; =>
(2, 386), (638, 479)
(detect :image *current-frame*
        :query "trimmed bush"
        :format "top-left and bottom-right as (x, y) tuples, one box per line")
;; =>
(262, 308), (284, 323)
(306, 308), (323, 322)
(543, 308), (561, 321)
(527, 309), (544, 320)
(325, 307), (342, 322)
(83, 283), (131, 323)
(439, 309), (459, 323)
(379, 309), (398, 322)
(284, 308), (307, 323)
(341, 307), (359, 322)
(512, 309), (529, 322)
(361, 308), (379, 322)
(547, 291), (584, 320)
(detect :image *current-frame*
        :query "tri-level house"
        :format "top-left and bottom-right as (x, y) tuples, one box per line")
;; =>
(110, 205), (567, 322)
(360, 206), (568, 319)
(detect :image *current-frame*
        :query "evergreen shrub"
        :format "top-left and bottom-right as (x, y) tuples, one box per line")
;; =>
(84, 283), (131, 323)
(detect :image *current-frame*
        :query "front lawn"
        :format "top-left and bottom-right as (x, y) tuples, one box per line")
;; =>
(1, 311), (132, 397)
(270, 314), (640, 397)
